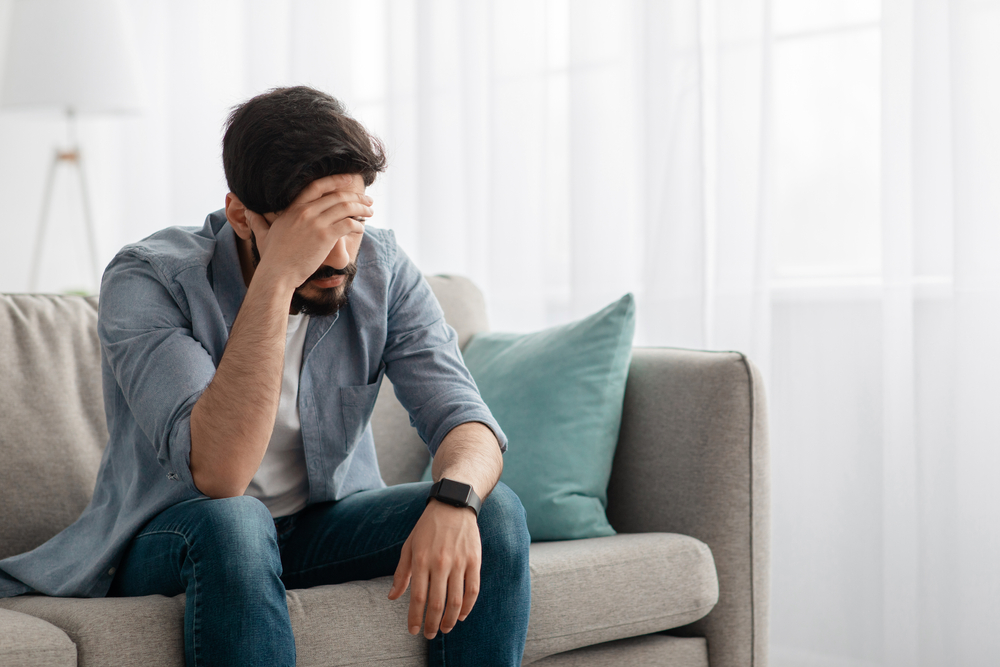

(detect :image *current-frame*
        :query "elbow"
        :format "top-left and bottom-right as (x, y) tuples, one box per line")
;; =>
(189, 413), (253, 499)
(191, 466), (249, 500)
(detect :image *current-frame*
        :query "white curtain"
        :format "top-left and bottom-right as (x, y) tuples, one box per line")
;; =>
(1, 0), (998, 665)
(769, 1), (1000, 665)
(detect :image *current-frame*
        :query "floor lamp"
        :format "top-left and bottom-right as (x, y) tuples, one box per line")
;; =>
(0, 0), (142, 292)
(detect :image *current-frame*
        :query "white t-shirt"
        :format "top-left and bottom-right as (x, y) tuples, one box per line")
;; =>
(244, 312), (311, 518)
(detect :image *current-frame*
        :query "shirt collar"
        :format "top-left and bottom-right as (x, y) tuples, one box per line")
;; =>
(206, 210), (247, 331)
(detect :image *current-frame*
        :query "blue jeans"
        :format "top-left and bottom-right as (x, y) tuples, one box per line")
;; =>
(108, 482), (531, 666)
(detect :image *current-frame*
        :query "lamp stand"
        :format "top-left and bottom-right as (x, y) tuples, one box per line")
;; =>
(28, 108), (101, 292)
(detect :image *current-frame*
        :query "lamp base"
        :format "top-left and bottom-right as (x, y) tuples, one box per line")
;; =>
(28, 145), (100, 293)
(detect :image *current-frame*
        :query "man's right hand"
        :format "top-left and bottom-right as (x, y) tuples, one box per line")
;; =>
(245, 174), (373, 291)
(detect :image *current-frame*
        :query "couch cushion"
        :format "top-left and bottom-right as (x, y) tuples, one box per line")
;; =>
(1, 533), (716, 667)
(0, 607), (77, 667)
(523, 533), (718, 664)
(0, 594), (184, 667)
(528, 634), (708, 667)
(0, 581), (425, 667)
(0, 295), (107, 561)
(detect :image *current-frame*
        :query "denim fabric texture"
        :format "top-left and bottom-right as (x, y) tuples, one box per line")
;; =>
(109, 482), (531, 667)
(0, 211), (506, 600)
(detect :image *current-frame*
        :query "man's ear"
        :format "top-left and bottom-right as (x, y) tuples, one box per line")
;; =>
(225, 193), (252, 240)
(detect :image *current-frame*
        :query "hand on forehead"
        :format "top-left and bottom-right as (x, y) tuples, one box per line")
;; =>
(312, 173), (365, 196)
(271, 173), (370, 220)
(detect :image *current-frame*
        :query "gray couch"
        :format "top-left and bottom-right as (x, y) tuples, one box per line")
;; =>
(0, 276), (769, 667)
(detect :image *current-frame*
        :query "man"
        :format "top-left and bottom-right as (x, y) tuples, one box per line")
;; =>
(0, 86), (531, 666)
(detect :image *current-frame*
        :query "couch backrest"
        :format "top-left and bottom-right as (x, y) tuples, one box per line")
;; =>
(0, 275), (489, 560)
(0, 295), (107, 560)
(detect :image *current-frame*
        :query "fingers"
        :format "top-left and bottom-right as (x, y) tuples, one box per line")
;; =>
(292, 173), (358, 205)
(407, 566), (429, 636)
(440, 569), (465, 634)
(267, 199), (367, 255)
(389, 507), (483, 639)
(401, 562), (478, 637)
(421, 563), (449, 640)
(459, 560), (480, 622)
(388, 540), (412, 601)
(292, 175), (373, 216)
(313, 200), (372, 232)
(278, 197), (369, 247)
(245, 209), (268, 237)
(298, 190), (372, 222)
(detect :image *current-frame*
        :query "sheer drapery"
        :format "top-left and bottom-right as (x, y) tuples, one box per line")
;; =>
(771, 1), (1000, 665)
(0, 0), (997, 665)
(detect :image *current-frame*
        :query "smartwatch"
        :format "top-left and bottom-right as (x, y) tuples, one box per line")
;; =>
(427, 478), (482, 517)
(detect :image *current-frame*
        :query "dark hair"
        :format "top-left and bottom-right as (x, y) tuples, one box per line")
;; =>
(222, 86), (386, 214)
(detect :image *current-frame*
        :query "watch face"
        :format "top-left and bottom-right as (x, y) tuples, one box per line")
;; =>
(437, 478), (472, 505)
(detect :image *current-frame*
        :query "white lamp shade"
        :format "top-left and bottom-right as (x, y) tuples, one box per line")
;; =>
(0, 0), (143, 114)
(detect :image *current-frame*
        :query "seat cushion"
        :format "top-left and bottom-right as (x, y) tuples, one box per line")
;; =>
(523, 533), (718, 664)
(0, 581), (424, 667)
(1, 533), (716, 667)
(529, 634), (708, 667)
(0, 594), (184, 667)
(0, 607), (77, 667)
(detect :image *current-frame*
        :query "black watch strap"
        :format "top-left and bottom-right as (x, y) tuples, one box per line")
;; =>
(427, 478), (482, 517)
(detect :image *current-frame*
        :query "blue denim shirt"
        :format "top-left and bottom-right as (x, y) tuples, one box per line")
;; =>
(0, 211), (505, 598)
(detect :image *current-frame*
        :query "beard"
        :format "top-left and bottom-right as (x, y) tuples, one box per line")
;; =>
(251, 232), (357, 317)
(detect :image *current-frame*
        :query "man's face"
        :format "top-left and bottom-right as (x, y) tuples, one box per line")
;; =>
(248, 173), (367, 317)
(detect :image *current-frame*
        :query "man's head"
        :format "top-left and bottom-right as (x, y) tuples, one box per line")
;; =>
(222, 87), (386, 316)
(223, 86), (386, 214)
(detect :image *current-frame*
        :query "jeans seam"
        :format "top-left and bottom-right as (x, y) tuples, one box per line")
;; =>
(132, 528), (193, 541)
(131, 529), (201, 665)
(191, 552), (200, 667)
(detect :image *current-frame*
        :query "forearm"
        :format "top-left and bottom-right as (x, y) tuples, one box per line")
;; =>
(190, 276), (292, 498)
(431, 422), (503, 501)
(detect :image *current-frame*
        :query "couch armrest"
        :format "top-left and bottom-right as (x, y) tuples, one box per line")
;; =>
(606, 348), (769, 667)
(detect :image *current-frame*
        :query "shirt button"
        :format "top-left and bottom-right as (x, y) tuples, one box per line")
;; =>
(167, 472), (179, 481)
(108, 567), (116, 576)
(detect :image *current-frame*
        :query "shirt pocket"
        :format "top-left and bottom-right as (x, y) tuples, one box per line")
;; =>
(339, 362), (386, 451)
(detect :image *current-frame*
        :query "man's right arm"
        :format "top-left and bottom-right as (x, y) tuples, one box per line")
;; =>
(188, 274), (294, 499)
(188, 176), (372, 498)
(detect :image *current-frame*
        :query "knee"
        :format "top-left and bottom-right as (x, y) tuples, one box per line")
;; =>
(186, 496), (277, 567)
(478, 483), (530, 570)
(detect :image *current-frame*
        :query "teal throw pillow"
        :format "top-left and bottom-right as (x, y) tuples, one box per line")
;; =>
(426, 294), (635, 541)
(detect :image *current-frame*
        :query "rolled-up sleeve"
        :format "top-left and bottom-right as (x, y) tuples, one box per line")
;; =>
(382, 246), (507, 456)
(98, 253), (216, 495)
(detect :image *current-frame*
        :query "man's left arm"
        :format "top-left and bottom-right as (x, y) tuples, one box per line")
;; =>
(378, 238), (508, 639)
(388, 422), (502, 639)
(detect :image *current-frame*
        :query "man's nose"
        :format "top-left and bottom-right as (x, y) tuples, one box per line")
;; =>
(327, 236), (350, 270)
